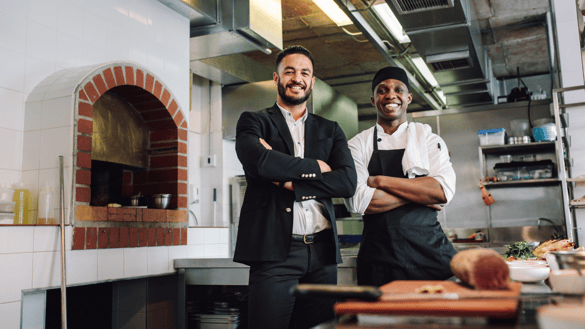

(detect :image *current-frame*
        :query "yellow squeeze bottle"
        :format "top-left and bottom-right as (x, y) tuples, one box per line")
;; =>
(13, 184), (30, 225)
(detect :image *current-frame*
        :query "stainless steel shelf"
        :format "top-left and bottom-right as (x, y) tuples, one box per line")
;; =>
(483, 178), (561, 187)
(480, 141), (556, 154)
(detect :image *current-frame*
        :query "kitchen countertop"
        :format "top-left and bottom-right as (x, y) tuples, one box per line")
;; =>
(174, 255), (358, 286)
(316, 282), (584, 328)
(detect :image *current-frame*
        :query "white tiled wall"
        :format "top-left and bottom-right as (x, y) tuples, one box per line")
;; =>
(0, 0), (190, 187)
(0, 226), (229, 327)
(0, 0), (197, 327)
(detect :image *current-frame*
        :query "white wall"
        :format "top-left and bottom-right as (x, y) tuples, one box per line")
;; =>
(552, 0), (585, 245)
(0, 1), (230, 328)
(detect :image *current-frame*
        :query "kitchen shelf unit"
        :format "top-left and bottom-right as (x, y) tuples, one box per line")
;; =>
(478, 141), (558, 184)
(476, 105), (570, 236)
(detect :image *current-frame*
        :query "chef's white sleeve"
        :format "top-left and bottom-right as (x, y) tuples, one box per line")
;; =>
(343, 133), (376, 215)
(427, 134), (456, 204)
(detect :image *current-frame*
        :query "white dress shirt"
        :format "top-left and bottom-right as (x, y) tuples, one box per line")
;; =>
(277, 104), (332, 235)
(344, 122), (456, 215)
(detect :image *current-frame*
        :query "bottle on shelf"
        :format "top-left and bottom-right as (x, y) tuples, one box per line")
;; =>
(12, 182), (31, 224)
(38, 183), (56, 225)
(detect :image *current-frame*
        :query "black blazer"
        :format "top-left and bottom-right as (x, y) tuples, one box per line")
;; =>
(233, 104), (357, 265)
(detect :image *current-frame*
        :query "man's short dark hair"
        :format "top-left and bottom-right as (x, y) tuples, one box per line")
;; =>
(275, 45), (315, 72)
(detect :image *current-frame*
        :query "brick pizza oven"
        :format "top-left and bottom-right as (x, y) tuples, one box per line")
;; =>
(26, 61), (189, 250)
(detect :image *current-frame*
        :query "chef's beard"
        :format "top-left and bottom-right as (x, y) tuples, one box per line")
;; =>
(277, 80), (313, 106)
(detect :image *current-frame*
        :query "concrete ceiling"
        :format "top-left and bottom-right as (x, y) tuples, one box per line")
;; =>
(222, 0), (554, 117)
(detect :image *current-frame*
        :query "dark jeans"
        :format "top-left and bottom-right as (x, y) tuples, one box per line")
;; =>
(247, 236), (338, 329)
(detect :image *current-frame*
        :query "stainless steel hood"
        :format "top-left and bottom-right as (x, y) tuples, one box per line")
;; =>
(159, 0), (283, 84)
(188, 0), (282, 60)
(385, 0), (494, 107)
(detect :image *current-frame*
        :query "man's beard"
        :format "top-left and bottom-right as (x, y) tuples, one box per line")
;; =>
(277, 80), (313, 106)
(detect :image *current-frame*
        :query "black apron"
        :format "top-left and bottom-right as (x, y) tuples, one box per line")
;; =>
(356, 127), (457, 286)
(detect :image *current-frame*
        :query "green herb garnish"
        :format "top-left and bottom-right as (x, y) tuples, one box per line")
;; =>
(504, 241), (536, 260)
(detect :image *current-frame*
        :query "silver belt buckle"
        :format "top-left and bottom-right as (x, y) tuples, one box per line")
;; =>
(303, 234), (314, 244)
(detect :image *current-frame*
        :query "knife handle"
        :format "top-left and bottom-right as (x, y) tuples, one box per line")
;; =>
(290, 284), (382, 301)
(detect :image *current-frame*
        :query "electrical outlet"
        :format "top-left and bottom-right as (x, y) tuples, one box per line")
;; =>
(202, 154), (216, 167)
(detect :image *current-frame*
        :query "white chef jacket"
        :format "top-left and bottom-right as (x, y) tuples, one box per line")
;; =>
(276, 104), (331, 235)
(344, 122), (456, 215)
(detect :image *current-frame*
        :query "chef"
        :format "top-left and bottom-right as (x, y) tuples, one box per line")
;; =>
(344, 66), (457, 286)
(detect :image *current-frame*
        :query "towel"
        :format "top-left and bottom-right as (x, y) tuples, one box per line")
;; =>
(402, 122), (431, 178)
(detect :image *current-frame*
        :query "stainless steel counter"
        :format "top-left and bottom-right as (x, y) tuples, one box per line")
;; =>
(174, 256), (358, 328)
(174, 255), (358, 286)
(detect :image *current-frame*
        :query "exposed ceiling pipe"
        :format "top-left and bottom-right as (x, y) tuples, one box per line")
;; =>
(332, 0), (444, 111)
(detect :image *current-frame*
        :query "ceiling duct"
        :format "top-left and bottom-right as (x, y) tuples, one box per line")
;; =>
(385, 0), (493, 107)
(426, 50), (472, 72)
(390, 0), (455, 14)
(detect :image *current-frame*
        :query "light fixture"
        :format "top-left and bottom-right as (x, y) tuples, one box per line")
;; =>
(412, 57), (439, 88)
(436, 90), (447, 104)
(372, 3), (410, 44)
(312, 0), (353, 26)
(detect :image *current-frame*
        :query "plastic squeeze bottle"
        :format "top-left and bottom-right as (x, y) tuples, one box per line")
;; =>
(12, 183), (30, 224)
(38, 183), (56, 225)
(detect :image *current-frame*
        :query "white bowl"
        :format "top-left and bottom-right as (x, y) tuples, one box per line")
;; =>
(548, 270), (585, 294)
(538, 304), (585, 329)
(506, 260), (548, 266)
(507, 264), (550, 282)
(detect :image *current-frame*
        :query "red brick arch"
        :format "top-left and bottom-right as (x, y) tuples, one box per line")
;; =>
(74, 64), (188, 210)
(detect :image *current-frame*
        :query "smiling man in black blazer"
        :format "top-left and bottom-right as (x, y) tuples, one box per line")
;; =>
(233, 45), (357, 328)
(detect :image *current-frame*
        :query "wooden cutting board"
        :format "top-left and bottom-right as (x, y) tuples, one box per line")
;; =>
(334, 280), (522, 318)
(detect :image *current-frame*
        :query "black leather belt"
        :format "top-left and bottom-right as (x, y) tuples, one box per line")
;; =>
(292, 230), (330, 244)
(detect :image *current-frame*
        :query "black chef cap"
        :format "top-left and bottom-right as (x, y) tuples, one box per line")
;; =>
(371, 66), (409, 93)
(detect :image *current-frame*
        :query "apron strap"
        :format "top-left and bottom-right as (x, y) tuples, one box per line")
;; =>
(373, 126), (379, 153)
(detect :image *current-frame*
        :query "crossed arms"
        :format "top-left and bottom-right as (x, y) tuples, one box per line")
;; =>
(344, 128), (455, 215)
(365, 176), (446, 214)
(235, 111), (357, 200)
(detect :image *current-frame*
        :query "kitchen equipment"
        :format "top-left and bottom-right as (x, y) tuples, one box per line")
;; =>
(507, 263), (550, 282)
(477, 128), (506, 146)
(130, 195), (141, 206)
(334, 280), (522, 318)
(533, 118), (554, 127)
(507, 68), (531, 102)
(192, 314), (239, 329)
(230, 176), (247, 255)
(500, 155), (512, 163)
(153, 194), (171, 209)
(517, 136), (532, 144)
(538, 304), (585, 329)
(510, 119), (530, 137)
(494, 160), (554, 181)
(549, 251), (585, 270)
(548, 270), (585, 294)
(532, 123), (557, 142)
